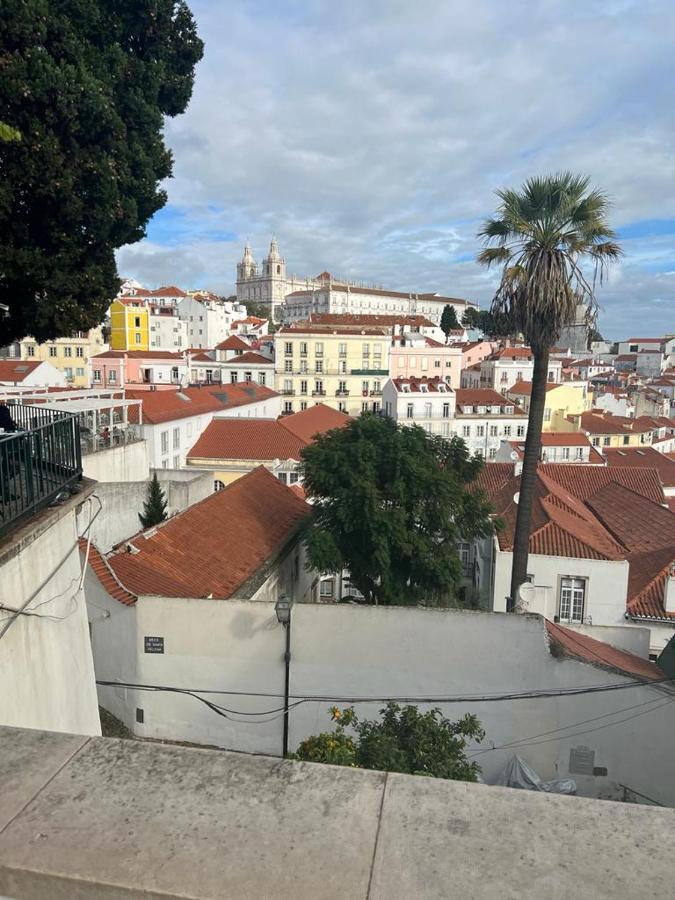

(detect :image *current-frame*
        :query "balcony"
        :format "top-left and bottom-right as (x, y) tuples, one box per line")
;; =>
(370, 389), (383, 396)
(311, 390), (326, 397)
(335, 390), (350, 397)
(0, 405), (82, 538)
(281, 390), (296, 396)
(351, 368), (389, 376)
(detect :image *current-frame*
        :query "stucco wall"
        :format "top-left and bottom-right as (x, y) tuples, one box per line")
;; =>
(0, 502), (100, 735)
(81, 439), (150, 484)
(90, 601), (675, 805)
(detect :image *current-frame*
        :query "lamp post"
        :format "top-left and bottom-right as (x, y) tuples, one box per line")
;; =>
(274, 594), (293, 758)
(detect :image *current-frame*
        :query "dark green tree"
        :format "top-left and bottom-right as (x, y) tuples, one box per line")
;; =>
(139, 473), (168, 529)
(477, 173), (621, 604)
(0, 1), (203, 343)
(440, 304), (460, 339)
(300, 414), (494, 606)
(461, 307), (514, 338)
(294, 703), (484, 781)
(587, 326), (604, 348)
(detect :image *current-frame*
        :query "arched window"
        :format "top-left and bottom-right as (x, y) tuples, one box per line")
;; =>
(214, 480), (225, 492)
(276, 264), (281, 274)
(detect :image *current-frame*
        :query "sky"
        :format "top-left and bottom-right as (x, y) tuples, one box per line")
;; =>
(117, 0), (675, 340)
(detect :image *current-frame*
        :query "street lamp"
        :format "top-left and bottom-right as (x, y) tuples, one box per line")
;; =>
(275, 593), (293, 757)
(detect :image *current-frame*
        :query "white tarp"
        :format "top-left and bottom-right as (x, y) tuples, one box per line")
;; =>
(492, 754), (577, 795)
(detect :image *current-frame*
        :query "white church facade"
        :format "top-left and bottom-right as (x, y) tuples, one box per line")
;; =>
(235, 239), (479, 325)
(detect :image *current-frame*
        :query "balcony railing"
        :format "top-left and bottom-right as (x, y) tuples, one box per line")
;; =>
(335, 390), (350, 397)
(312, 390), (326, 396)
(281, 389), (296, 396)
(0, 405), (82, 538)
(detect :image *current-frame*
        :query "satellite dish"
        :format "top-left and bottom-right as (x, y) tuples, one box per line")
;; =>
(513, 491), (520, 505)
(516, 582), (535, 611)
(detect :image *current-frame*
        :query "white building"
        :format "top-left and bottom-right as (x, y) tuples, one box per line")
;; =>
(473, 462), (675, 656)
(453, 389), (529, 459)
(461, 347), (562, 394)
(382, 376), (456, 436)
(617, 337), (664, 355)
(177, 293), (247, 350)
(218, 351), (275, 387)
(127, 382), (281, 469)
(495, 432), (604, 466)
(635, 350), (665, 378)
(148, 305), (189, 351)
(0, 359), (67, 387)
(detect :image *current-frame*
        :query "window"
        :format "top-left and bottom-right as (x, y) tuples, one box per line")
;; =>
(338, 360), (346, 374)
(285, 342), (293, 355)
(489, 425), (498, 436)
(516, 425), (525, 437)
(592, 437), (600, 446)
(424, 402), (432, 418)
(559, 577), (586, 624)
(462, 425), (471, 437)
(504, 406), (514, 414)
(622, 436), (630, 445)
(214, 480), (225, 492)
(173, 455), (180, 468)
(244, 371), (252, 383)
(284, 359), (293, 372)
(258, 372), (266, 386)
(134, 317), (141, 328)
(315, 359), (323, 374)
(299, 342), (308, 356)
(230, 371), (238, 383)
(314, 380), (324, 395)
(314, 342), (324, 357)
(362, 381), (369, 394)
(488, 448), (496, 459)
(503, 425), (511, 437)
(476, 425), (485, 437)
(338, 343), (347, 357)
(434, 360), (441, 368)
(362, 402), (369, 413)
(64, 367), (73, 378)
(373, 380), (381, 393)
(93, 369), (101, 383)
(445, 361), (452, 368)
(300, 401), (308, 411)
(173, 427), (180, 450)
(76, 347), (84, 357)
(300, 360), (308, 373)
(320, 580), (334, 598)
(135, 333), (142, 345)
(457, 542), (471, 575)
(338, 401), (346, 412)
(162, 460), (168, 469)
(284, 401), (293, 413)
(442, 422), (450, 436)
(283, 379), (293, 393)
(76, 367), (85, 377)
(603, 436), (610, 446)
(406, 403), (414, 419)
(543, 408), (551, 422)
(49, 346), (57, 357)
(362, 343), (370, 357)
(300, 380), (308, 395)
(108, 370), (117, 383)
(562, 447), (570, 460)
(338, 380), (347, 393)
(161, 431), (169, 454)
(575, 447), (583, 459)
(277, 472), (288, 484)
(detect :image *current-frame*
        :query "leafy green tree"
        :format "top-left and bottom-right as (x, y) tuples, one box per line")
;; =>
(587, 326), (604, 348)
(0, 1), (203, 344)
(461, 307), (513, 338)
(139, 473), (168, 529)
(440, 304), (460, 338)
(477, 173), (621, 604)
(294, 704), (484, 781)
(300, 414), (494, 606)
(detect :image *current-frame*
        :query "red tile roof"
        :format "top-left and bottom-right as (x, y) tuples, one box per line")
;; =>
(92, 350), (185, 361)
(454, 389), (525, 414)
(507, 381), (566, 396)
(80, 540), (136, 606)
(107, 467), (310, 600)
(392, 376), (454, 393)
(127, 383), (278, 424)
(586, 482), (675, 553)
(187, 403), (349, 461)
(604, 447), (675, 488)
(223, 351), (273, 366)
(0, 360), (43, 382)
(534, 463), (665, 505)
(491, 347), (534, 361)
(215, 336), (252, 351)
(545, 621), (663, 681)
(626, 547), (675, 621)
(188, 352), (214, 362)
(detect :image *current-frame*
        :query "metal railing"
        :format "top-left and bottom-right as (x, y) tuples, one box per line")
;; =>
(0, 405), (82, 538)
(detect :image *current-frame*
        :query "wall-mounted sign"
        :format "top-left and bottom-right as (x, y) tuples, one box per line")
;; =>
(144, 636), (164, 654)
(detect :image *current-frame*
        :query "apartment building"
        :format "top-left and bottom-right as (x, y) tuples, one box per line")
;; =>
(461, 347), (562, 394)
(274, 324), (390, 417)
(389, 334), (463, 388)
(506, 380), (591, 431)
(382, 376), (456, 436)
(452, 389), (529, 459)
(110, 298), (149, 351)
(0, 327), (106, 387)
(148, 305), (189, 350)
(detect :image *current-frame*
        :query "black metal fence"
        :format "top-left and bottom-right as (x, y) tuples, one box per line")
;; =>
(0, 405), (82, 538)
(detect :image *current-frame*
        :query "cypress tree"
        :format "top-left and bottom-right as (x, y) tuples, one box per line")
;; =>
(440, 304), (460, 339)
(139, 474), (168, 529)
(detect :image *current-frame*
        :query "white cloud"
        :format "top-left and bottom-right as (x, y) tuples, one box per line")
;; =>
(117, 0), (675, 338)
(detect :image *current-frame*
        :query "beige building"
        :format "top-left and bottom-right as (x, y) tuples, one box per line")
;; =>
(0, 328), (106, 387)
(274, 324), (391, 417)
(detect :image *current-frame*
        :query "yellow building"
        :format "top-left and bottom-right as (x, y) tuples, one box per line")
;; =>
(562, 411), (654, 449)
(274, 324), (391, 417)
(8, 327), (106, 388)
(506, 380), (592, 432)
(110, 298), (149, 351)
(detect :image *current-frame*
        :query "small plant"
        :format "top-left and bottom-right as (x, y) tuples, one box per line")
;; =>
(294, 703), (484, 781)
(139, 473), (168, 529)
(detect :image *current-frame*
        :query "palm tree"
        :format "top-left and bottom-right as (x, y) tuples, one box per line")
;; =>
(477, 173), (621, 608)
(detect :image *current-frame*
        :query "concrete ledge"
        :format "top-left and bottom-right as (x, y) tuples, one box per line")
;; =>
(0, 726), (673, 899)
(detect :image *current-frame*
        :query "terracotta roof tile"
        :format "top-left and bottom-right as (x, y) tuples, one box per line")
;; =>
(108, 467), (310, 600)
(188, 420), (307, 461)
(81, 540), (136, 606)
(626, 547), (675, 621)
(127, 383), (278, 425)
(392, 376), (454, 394)
(585, 482), (675, 554)
(0, 360), (43, 382)
(454, 389), (526, 414)
(223, 351), (273, 366)
(604, 447), (675, 488)
(545, 621), (663, 681)
(279, 403), (350, 443)
(215, 336), (252, 351)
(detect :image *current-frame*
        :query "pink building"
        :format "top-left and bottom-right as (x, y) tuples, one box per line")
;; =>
(457, 340), (496, 370)
(90, 350), (188, 391)
(389, 335), (463, 389)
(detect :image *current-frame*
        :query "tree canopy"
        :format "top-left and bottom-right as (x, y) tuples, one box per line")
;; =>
(440, 304), (460, 336)
(294, 703), (484, 782)
(0, 1), (203, 343)
(139, 473), (168, 529)
(300, 414), (494, 606)
(460, 307), (513, 338)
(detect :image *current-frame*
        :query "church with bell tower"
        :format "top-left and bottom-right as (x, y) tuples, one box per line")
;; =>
(236, 238), (323, 320)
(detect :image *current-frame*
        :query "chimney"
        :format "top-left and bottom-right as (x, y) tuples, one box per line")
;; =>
(665, 565), (675, 615)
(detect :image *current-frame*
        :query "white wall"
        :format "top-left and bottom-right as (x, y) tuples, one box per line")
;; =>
(90, 602), (675, 805)
(0, 502), (101, 735)
(81, 439), (150, 484)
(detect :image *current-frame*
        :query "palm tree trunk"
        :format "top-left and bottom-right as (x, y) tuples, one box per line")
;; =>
(508, 347), (549, 609)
